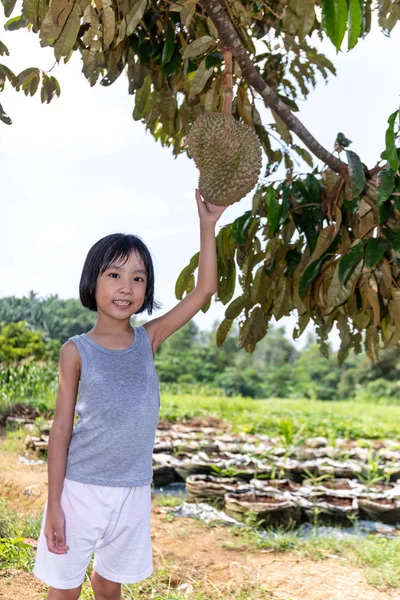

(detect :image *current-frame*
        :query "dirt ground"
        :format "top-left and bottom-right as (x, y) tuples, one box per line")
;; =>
(1, 445), (400, 600)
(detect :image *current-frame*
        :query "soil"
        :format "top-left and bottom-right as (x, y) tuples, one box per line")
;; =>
(323, 480), (353, 490)
(227, 493), (286, 505)
(317, 495), (353, 507)
(1, 438), (400, 600)
(268, 480), (300, 492)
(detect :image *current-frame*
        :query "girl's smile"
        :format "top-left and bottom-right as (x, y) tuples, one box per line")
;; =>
(113, 300), (133, 309)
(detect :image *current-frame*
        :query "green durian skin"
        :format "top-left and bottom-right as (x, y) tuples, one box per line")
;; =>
(187, 113), (262, 207)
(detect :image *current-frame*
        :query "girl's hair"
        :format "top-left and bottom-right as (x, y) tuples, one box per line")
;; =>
(79, 233), (160, 315)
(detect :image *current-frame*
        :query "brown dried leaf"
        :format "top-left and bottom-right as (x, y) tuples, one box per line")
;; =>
(385, 288), (400, 348)
(309, 224), (336, 263)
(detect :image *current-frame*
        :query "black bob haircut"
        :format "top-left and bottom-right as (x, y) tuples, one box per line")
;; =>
(79, 233), (161, 315)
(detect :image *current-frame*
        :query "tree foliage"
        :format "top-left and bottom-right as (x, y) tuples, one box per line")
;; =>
(0, 321), (59, 362)
(2, 1), (400, 361)
(0, 291), (97, 342)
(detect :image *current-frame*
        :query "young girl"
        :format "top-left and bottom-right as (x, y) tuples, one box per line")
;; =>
(33, 190), (226, 600)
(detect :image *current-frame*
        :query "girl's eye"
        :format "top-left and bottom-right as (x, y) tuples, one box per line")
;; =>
(134, 277), (145, 282)
(109, 273), (119, 278)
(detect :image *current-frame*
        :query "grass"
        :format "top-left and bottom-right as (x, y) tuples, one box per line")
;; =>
(2, 426), (30, 453)
(153, 494), (184, 508)
(3, 392), (400, 594)
(160, 394), (400, 440)
(222, 520), (400, 588)
(2, 489), (400, 593)
(5, 391), (400, 441)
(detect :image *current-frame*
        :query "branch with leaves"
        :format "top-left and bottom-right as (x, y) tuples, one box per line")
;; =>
(2, 0), (400, 360)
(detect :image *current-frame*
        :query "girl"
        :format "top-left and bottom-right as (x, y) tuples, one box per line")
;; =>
(33, 190), (227, 600)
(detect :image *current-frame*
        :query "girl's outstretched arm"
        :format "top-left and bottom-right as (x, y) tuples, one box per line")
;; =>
(144, 189), (227, 353)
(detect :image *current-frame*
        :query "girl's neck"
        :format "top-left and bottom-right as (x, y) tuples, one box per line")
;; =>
(91, 313), (134, 337)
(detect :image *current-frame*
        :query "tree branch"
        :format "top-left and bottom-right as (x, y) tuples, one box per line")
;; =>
(201, 0), (348, 176)
(222, 50), (233, 115)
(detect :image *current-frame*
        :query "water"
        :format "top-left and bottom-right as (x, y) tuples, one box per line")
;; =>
(153, 481), (186, 496)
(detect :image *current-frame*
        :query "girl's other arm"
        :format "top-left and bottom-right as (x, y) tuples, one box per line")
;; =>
(145, 190), (227, 353)
(45, 341), (80, 553)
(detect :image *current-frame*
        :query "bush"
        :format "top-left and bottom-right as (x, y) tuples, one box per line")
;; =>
(355, 378), (400, 404)
(0, 362), (57, 414)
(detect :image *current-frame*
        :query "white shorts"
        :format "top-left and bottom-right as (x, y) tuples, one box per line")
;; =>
(34, 478), (153, 590)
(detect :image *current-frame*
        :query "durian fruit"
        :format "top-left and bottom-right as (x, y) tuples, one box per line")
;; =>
(187, 112), (262, 207)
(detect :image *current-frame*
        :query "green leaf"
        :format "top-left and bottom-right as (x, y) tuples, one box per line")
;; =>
(201, 296), (211, 313)
(216, 318), (233, 347)
(205, 52), (222, 69)
(0, 102), (11, 125)
(17, 67), (40, 87)
(3, 0), (17, 17)
(305, 174), (321, 202)
(54, 4), (81, 60)
(321, 0), (335, 42)
(385, 110), (400, 173)
(182, 35), (214, 59)
(379, 200), (394, 224)
(348, 0), (362, 50)
(126, 0), (147, 37)
(0, 64), (18, 87)
(338, 242), (364, 283)
(266, 186), (281, 235)
(0, 41), (9, 56)
(181, 1), (196, 29)
(384, 227), (400, 251)
(4, 15), (28, 30)
(284, 248), (302, 276)
(364, 238), (388, 268)
(225, 295), (245, 320)
(292, 145), (313, 168)
(161, 25), (175, 67)
(22, 0), (47, 27)
(322, 0), (348, 51)
(232, 210), (252, 245)
(299, 259), (322, 300)
(40, 73), (61, 104)
(345, 150), (365, 197)
(377, 167), (395, 206)
(218, 261), (236, 305)
(132, 74), (151, 120)
(334, 0), (348, 51)
(335, 132), (352, 148)
(189, 58), (213, 97)
(175, 251), (199, 299)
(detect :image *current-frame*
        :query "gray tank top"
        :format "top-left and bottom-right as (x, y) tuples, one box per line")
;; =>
(65, 325), (160, 487)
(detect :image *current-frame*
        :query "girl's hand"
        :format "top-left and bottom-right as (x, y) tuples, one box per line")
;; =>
(195, 189), (228, 226)
(44, 504), (70, 554)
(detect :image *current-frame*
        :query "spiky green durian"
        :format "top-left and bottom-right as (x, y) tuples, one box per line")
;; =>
(187, 113), (262, 207)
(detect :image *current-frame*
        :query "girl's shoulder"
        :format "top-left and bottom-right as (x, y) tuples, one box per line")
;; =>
(59, 339), (82, 374)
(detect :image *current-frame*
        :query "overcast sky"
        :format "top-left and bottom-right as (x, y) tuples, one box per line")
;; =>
(1, 17), (399, 343)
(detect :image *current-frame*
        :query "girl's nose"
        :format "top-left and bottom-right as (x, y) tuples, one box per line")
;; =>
(119, 280), (133, 293)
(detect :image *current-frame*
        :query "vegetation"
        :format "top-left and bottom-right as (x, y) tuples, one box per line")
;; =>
(2, 2), (400, 359)
(159, 395), (400, 439)
(2, 293), (400, 406)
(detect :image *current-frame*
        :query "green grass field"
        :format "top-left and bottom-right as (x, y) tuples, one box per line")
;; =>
(159, 394), (400, 440)
(4, 390), (400, 441)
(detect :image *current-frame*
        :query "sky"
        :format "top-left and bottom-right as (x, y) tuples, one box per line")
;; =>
(1, 15), (399, 343)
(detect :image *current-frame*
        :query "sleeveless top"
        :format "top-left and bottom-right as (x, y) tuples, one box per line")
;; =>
(65, 325), (160, 487)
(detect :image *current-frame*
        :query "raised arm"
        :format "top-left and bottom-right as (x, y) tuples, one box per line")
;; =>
(144, 189), (227, 353)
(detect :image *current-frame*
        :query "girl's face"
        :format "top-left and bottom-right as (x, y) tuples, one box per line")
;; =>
(95, 251), (147, 319)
